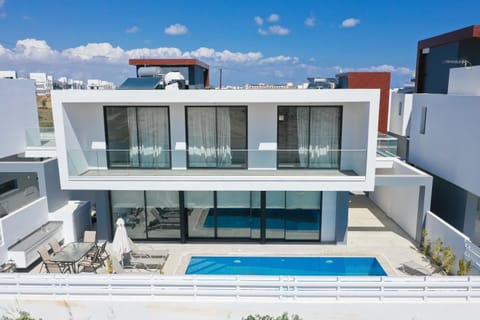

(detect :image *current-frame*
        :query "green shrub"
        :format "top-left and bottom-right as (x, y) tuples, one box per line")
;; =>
(457, 259), (472, 276)
(1, 311), (42, 320)
(430, 239), (443, 265)
(421, 229), (430, 256)
(440, 246), (455, 274)
(243, 313), (302, 320)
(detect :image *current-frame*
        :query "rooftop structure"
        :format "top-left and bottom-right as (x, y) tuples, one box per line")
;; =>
(415, 25), (480, 93)
(127, 58), (209, 89)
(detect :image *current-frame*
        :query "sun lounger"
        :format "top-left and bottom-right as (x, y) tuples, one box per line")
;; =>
(400, 260), (432, 276)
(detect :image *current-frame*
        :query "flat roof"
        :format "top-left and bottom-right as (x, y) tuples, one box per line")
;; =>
(129, 59), (209, 70)
(418, 25), (480, 49)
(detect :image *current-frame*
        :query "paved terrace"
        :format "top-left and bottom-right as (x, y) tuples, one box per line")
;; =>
(31, 194), (434, 276)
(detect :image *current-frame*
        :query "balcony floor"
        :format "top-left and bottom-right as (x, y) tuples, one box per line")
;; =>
(80, 168), (358, 177)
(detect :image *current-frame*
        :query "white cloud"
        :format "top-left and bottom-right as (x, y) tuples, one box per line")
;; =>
(15, 39), (58, 60)
(267, 13), (279, 22)
(62, 42), (126, 63)
(259, 55), (298, 65)
(254, 16), (263, 26)
(125, 25), (139, 34)
(127, 47), (182, 58)
(268, 25), (289, 36)
(304, 17), (315, 27)
(0, 0), (4, 8)
(164, 23), (188, 35)
(257, 28), (268, 36)
(341, 18), (360, 28)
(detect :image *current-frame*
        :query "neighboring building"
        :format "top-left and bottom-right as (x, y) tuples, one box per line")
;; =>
(415, 25), (480, 94)
(55, 77), (85, 90)
(87, 79), (115, 90)
(243, 82), (297, 89)
(127, 59), (209, 89)
(0, 71), (17, 79)
(0, 79), (92, 268)
(29, 73), (53, 95)
(408, 65), (480, 245)
(52, 89), (380, 244)
(306, 77), (336, 89)
(336, 72), (391, 134)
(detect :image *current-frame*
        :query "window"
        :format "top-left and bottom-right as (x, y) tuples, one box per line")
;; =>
(277, 106), (342, 169)
(420, 106), (427, 134)
(0, 179), (17, 196)
(186, 106), (247, 168)
(104, 106), (171, 168)
(398, 101), (403, 116)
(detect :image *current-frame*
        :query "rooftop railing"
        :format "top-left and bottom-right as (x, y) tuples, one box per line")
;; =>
(377, 133), (398, 157)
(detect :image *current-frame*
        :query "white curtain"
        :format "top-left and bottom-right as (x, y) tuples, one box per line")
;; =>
(309, 107), (340, 168)
(137, 108), (169, 168)
(296, 107), (310, 167)
(127, 108), (139, 167)
(188, 108), (217, 167)
(217, 108), (232, 167)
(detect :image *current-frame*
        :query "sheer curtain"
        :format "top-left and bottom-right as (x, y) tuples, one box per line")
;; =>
(309, 107), (340, 168)
(188, 108), (217, 167)
(127, 108), (139, 167)
(217, 108), (232, 167)
(296, 107), (310, 167)
(137, 107), (169, 168)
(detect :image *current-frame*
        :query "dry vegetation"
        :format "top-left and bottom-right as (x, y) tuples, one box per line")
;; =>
(36, 95), (53, 127)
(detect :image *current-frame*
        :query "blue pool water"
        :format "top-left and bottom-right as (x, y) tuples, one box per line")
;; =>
(203, 208), (320, 230)
(186, 256), (387, 276)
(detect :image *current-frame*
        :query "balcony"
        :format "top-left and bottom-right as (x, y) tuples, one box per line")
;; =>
(25, 127), (56, 158)
(66, 148), (367, 183)
(376, 133), (398, 158)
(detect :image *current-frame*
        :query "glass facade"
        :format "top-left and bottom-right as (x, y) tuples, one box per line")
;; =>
(277, 106), (342, 169)
(110, 191), (322, 242)
(110, 191), (181, 240)
(186, 106), (247, 168)
(104, 106), (171, 168)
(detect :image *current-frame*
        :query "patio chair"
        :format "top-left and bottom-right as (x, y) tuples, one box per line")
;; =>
(83, 230), (97, 244)
(37, 247), (70, 274)
(86, 241), (109, 266)
(49, 239), (62, 254)
(78, 248), (102, 273)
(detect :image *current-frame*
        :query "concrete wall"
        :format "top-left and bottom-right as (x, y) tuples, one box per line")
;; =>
(448, 65), (480, 95)
(320, 192), (336, 242)
(50, 201), (91, 243)
(0, 79), (39, 158)
(389, 92), (413, 137)
(408, 94), (480, 197)
(52, 89), (379, 192)
(425, 211), (480, 275)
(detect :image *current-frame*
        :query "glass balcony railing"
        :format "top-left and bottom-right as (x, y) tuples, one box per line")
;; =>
(25, 127), (56, 147)
(377, 133), (398, 157)
(66, 148), (367, 177)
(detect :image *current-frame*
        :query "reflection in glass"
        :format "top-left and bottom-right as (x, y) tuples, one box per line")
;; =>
(111, 191), (146, 240)
(187, 106), (247, 168)
(185, 191), (215, 238)
(146, 191), (180, 239)
(278, 106), (341, 168)
(216, 191), (251, 238)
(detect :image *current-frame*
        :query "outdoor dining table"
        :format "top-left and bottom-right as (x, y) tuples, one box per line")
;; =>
(50, 242), (95, 273)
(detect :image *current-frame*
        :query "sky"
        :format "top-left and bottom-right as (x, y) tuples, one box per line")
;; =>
(0, 0), (479, 88)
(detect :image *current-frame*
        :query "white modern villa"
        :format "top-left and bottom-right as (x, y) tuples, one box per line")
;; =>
(51, 89), (379, 244)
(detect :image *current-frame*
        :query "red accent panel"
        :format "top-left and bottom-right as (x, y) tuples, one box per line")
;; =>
(339, 72), (391, 134)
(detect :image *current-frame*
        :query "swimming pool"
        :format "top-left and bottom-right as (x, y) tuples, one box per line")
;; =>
(186, 256), (387, 276)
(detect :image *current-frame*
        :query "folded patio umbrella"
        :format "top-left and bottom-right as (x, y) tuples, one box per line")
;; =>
(112, 218), (132, 265)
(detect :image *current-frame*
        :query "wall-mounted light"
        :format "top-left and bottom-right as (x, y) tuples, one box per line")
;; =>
(278, 114), (285, 121)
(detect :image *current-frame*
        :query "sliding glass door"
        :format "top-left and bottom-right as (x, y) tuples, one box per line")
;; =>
(186, 106), (247, 168)
(104, 106), (171, 168)
(278, 106), (342, 168)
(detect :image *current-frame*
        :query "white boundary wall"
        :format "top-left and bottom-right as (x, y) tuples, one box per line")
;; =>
(0, 274), (478, 320)
(425, 211), (480, 275)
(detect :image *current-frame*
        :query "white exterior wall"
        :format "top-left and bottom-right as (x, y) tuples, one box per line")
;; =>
(370, 159), (432, 241)
(389, 92), (413, 137)
(49, 200), (91, 243)
(0, 79), (39, 158)
(52, 89), (379, 192)
(448, 66), (480, 96)
(408, 94), (480, 196)
(320, 192), (336, 241)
